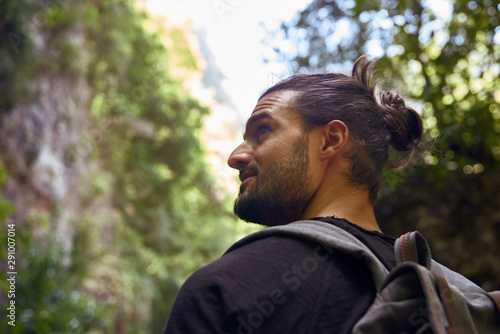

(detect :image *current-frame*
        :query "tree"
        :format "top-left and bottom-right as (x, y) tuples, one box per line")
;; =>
(269, 0), (500, 289)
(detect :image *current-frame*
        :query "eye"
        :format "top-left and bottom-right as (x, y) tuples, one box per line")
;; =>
(256, 125), (271, 140)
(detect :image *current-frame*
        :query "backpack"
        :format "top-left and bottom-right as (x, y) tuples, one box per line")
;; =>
(225, 220), (500, 333)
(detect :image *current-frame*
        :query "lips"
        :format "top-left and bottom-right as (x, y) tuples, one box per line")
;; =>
(239, 170), (257, 183)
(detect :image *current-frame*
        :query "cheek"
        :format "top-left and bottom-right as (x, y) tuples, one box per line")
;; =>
(253, 145), (273, 166)
(253, 137), (288, 162)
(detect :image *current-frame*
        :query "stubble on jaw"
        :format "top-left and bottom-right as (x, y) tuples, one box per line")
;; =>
(233, 134), (313, 227)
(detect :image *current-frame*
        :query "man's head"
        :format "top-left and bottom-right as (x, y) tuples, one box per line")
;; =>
(228, 56), (423, 226)
(227, 91), (316, 226)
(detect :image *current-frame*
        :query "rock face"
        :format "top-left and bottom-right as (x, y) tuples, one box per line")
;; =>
(1, 20), (92, 261)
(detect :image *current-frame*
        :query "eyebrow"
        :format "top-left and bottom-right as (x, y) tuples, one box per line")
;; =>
(243, 111), (273, 139)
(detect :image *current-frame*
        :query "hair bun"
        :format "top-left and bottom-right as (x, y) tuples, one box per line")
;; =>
(380, 91), (423, 152)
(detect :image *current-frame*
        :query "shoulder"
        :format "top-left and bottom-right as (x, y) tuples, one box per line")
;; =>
(165, 235), (325, 333)
(190, 233), (326, 288)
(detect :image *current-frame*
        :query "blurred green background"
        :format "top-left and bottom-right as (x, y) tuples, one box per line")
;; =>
(0, 0), (499, 333)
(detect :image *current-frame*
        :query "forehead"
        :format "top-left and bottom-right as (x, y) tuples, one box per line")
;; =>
(248, 90), (300, 124)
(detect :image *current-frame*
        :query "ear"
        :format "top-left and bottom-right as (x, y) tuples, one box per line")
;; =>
(319, 120), (349, 159)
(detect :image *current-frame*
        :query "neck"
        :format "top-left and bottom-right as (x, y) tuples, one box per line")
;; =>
(301, 185), (381, 232)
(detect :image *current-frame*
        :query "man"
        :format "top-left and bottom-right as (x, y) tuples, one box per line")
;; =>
(164, 56), (423, 333)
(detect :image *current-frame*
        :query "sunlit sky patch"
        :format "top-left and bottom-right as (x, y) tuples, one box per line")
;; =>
(146, 0), (312, 120)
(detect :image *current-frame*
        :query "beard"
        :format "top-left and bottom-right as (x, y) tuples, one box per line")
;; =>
(233, 135), (313, 226)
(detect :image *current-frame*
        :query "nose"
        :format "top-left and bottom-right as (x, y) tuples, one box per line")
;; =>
(227, 141), (252, 170)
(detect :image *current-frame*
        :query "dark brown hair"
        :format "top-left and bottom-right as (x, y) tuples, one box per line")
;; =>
(259, 55), (423, 202)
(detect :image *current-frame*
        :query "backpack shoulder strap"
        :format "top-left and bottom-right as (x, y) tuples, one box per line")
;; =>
(224, 220), (389, 290)
(394, 231), (485, 294)
(394, 231), (432, 268)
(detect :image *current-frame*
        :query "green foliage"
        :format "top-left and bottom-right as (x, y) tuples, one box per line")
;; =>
(0, 162), (15, 220)
(274, 0), (500, 289)
(0, 1), (39, 112)
(0, 215), (112, 334)
(1, 0), (247, 332)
